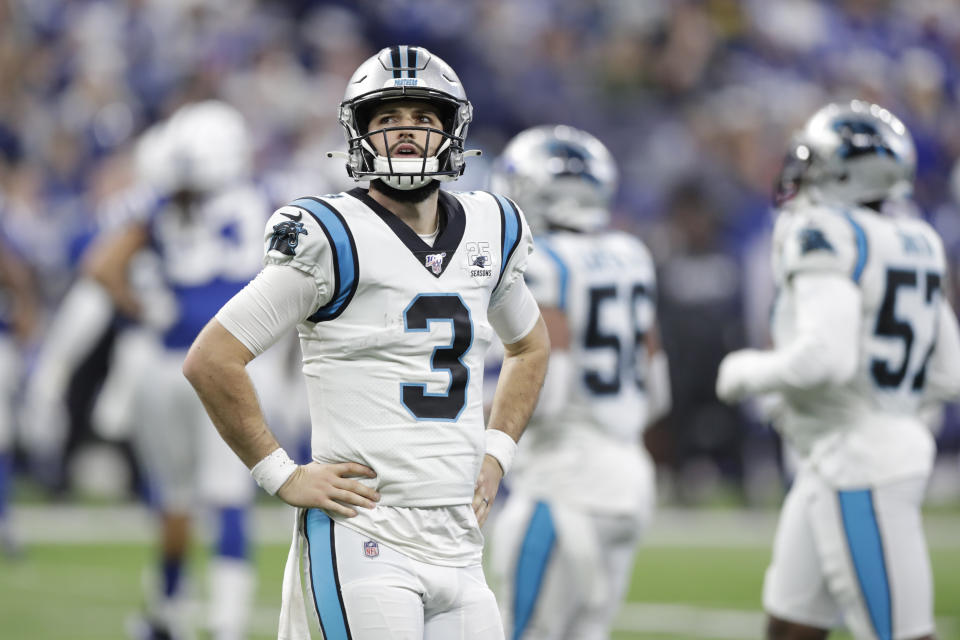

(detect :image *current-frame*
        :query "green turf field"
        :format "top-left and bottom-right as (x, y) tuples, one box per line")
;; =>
(2, 541), (958, 640)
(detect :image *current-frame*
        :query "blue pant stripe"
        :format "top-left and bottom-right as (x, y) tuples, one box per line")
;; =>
(305, 510), (351, 640)
(513, 501), (556, 640)
(838, 489), (892, 640)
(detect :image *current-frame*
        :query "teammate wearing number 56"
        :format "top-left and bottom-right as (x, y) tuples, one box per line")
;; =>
(717, 100), (960, 640)
(487, 126), (669, 640)
(183, 46), (549, 640)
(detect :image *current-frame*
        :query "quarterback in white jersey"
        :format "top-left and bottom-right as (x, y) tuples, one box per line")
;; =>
(717, 101), (960, 640)
(184, 47), (549, 640)
(487, 125), (670, 639)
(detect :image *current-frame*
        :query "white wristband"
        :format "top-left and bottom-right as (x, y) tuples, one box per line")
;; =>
(484, 429), (518, 476)
(250, 448), (298, 496)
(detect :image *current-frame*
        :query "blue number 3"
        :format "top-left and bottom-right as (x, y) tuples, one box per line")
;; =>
(401, 294), (474, 421)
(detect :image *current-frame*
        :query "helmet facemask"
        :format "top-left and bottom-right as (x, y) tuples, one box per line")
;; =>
(342, 91), (470, 190)
(773, 140), (814, 207)
(333, 47), (478, 191)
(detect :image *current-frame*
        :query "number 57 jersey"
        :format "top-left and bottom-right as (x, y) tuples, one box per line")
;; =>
(770, 201), (953, 486)
(263, 188), (532, 508)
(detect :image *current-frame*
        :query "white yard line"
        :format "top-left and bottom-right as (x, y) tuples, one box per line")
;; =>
(615, 603), (763, 639)
(181, 600), (960, 639)
(12, 504), (960, 549)
(613, 603), (958, 639)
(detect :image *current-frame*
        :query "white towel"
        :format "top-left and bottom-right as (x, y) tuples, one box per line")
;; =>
(278, 508), (311, 640)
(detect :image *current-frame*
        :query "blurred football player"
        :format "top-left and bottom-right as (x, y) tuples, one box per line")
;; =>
(182, 46), (550, 639)
(717, 100), (960, 640)
(86, 101), (277, 640)
(0, 228), (37, 556)
(487, 125), (670, 639)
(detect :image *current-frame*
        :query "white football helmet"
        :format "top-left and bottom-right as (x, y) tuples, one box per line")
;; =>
(775, 99), (916, 207)
(141, 100), (252, 194)
(334, 45), (477, 190)
(490, 125), (618, 233)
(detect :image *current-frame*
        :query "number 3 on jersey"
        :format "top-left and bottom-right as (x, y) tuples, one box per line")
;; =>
(401, 294), (473, 421)
(871, 267), (941, 390)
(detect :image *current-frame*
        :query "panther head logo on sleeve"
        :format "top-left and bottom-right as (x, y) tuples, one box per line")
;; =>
(269, 220), (308, 256)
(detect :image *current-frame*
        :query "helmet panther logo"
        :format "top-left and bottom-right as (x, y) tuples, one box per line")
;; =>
(269, 220), (308, 256)
(832, 120), (895, 160)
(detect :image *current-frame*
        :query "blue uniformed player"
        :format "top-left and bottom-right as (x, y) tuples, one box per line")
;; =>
(87, 101), (290, 640)
(0, 226), (37, 556)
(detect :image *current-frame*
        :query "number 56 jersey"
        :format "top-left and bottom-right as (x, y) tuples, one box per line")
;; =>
(263, 188), (533, 508)
(770, 201), (953, 486)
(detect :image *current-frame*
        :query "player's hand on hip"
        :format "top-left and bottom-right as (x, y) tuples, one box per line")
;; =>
(716, 349), (761, 404)
(473, 454), (503, 527)
(277, 461), (380, 517)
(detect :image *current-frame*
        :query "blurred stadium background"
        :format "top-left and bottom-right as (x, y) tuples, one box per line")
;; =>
(1, 0), (959, 638)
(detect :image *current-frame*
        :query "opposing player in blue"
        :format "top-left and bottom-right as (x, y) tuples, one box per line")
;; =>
(717, 100), (960, 640)
(487, 125), (670, 639)
(183, 46), (550, 639)
(0, 227), (37, 556)
(87, 101), (277, 640)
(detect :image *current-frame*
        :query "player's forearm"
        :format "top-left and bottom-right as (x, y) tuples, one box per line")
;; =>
(718, 274), (860, 402)
(89, 270), (141, 319)
(83, 226), (148, 319)
(487, 316), (550, 442)
(760, 274), (860, 393)
(183, 321), (281, 469)
(745, 333), (853, 394)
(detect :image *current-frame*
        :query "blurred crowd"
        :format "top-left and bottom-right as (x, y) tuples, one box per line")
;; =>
(2, 0), (960, 505)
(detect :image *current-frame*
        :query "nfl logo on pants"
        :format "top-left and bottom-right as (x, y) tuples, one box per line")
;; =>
(363, 539), (379, 558)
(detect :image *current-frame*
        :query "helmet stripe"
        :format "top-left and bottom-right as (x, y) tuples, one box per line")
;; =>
(408, 46), (417, 79)
(389, 46), (402, 79)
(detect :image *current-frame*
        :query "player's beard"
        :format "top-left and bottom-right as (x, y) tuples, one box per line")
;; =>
(370, 178), (440, 204)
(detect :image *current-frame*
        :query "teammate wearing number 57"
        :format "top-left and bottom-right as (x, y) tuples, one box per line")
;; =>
(717, 100), (960, 640)
(183, 45), (549, 640)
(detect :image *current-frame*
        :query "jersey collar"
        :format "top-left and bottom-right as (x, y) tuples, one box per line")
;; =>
(349, 187), (465, 278)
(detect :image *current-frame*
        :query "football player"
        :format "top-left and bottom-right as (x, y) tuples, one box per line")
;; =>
(487, 125), (670, 639)
(183, 46), (550, 639)
(86, 101), (284, 640)
(0, 227), (37, 556)
(717, 100), (960, 640)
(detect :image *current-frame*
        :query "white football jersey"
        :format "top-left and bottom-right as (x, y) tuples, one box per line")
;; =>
(263, 188), (532, 510)
(510, 229), (657, 515)
(770, 201), (949, 485)
(148, 183), (270, 349)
